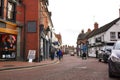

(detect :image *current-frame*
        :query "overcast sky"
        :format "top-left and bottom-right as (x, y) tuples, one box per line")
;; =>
(48, 0), (120, 47)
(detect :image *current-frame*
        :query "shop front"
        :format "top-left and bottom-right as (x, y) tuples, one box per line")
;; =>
(40, 24), (50, 61)
(0, 20), (17, 60)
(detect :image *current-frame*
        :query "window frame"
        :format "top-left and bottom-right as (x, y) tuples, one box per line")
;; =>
(6, 0), (16, 22)
(0, 0), (4, 18)
(110, 32), (116, 41)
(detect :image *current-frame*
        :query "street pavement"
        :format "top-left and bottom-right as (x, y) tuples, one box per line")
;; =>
(0, 58), (59, 71)
(0, 55), (120, 80)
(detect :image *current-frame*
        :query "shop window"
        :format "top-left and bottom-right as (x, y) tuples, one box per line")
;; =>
(0, 34), (16, 59)
(110, 32), (116, 41)
(27, 21), (37, 32)
(7, 1), (16, 22)
(0, 0), (3, 18)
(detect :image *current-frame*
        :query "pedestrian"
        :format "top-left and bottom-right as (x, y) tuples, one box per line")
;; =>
(57, 49), (62, 60)
(95, 50), (98, 58)
(81, 43), (87, 60)
(50, 47), (56, 60)
(40, 52), (43, 61)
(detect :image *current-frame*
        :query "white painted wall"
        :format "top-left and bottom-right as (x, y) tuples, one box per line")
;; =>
(88, 19), (120, 57)
(104, 20), (120, 42)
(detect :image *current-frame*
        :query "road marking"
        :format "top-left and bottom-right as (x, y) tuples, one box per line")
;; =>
(75, 66), (87, 69)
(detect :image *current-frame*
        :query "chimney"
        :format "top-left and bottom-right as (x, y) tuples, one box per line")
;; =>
(94, 22), (99, 30)
(81, 30), (84, 33)
(87, 28), (91, 33)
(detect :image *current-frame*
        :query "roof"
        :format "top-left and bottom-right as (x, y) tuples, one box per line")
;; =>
(87, 17), (120, 38)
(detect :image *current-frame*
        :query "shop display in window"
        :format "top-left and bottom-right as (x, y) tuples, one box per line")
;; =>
(0, 34), (16, 59)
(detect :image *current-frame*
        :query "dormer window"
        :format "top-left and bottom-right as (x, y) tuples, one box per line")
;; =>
(7, 1), (16, 22)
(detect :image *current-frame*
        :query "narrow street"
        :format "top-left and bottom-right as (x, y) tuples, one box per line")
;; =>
(0, 55), (119, 80)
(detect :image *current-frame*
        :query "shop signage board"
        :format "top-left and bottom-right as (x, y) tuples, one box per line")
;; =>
(27, 50), (36, 62)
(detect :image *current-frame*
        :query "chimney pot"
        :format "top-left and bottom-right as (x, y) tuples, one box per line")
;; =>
(87, 28), (91, 33)
(94, 22), (99, 29)
(81, 30), (84, 33)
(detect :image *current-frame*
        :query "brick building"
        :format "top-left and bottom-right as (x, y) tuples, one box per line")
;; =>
(0, 0), (53, 62)
(16, 0), (53, 62)
(0, 0), (18, 60)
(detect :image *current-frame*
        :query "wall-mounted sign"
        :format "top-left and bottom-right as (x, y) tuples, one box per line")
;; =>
(27, 21), (36, 32)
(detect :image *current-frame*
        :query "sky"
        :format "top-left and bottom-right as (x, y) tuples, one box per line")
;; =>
(48, 0), (120, 47)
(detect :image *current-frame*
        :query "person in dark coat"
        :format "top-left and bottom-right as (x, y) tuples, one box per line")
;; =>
(50, 47), (56, 60)
(57, 49), (62, 60)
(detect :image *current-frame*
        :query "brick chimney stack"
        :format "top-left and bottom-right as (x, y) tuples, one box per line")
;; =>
(81, 30), (84, 33)
(87, 28), (91, 33)
(94, 22), (99, 30)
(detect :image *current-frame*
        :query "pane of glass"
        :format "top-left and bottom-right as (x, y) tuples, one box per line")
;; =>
(110, 32), (116, 40)
(7, 11), (13, 19)
(0, 0), (1, 7)
(8, 2), (14, 11)
(7, 2), (15, 20)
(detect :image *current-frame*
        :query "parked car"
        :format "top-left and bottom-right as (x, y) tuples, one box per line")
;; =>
(108, 41), (120, 77)
(98, 46), (112, 63)
(69, 50), (75, 56)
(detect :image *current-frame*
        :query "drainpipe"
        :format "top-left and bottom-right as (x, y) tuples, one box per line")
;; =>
(20, 1), (26, 61)
(23, 4), (26, 61)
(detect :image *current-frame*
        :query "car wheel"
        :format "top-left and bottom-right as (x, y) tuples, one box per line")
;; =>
(108, 63), (114, 77)
(104, 59), (107, 63)
(99, 59), (101, 62)
(109, 69), (114, 77)
(103, 55), (108, 63)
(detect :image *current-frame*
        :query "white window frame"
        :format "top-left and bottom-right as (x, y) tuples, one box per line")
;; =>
(110, 32), (116, 41)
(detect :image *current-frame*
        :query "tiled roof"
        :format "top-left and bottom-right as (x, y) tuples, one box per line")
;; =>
(77, 17), (120, 41)
(87, 17), (120, 38)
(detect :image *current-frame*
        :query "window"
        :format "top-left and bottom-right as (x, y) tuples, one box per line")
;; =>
(110, 32), (116, 41)
(7, 1), (16, 21)
(118, 32), (120, 38)
(0, 0), (3, 18)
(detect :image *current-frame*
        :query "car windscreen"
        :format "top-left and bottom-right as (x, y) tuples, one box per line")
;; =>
(113, 41), (120, 50)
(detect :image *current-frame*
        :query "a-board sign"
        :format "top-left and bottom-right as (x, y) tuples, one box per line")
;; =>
(27, 50), (36, 60)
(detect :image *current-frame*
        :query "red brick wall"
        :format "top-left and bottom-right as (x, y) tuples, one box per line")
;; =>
(16, 0), (40, 61)
(25, 0), (39, 59)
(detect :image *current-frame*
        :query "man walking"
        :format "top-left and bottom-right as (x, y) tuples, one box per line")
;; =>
(81, 43), (87, 60)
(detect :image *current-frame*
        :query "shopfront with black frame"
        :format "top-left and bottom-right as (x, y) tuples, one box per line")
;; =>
(40, 24), (50, 61)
